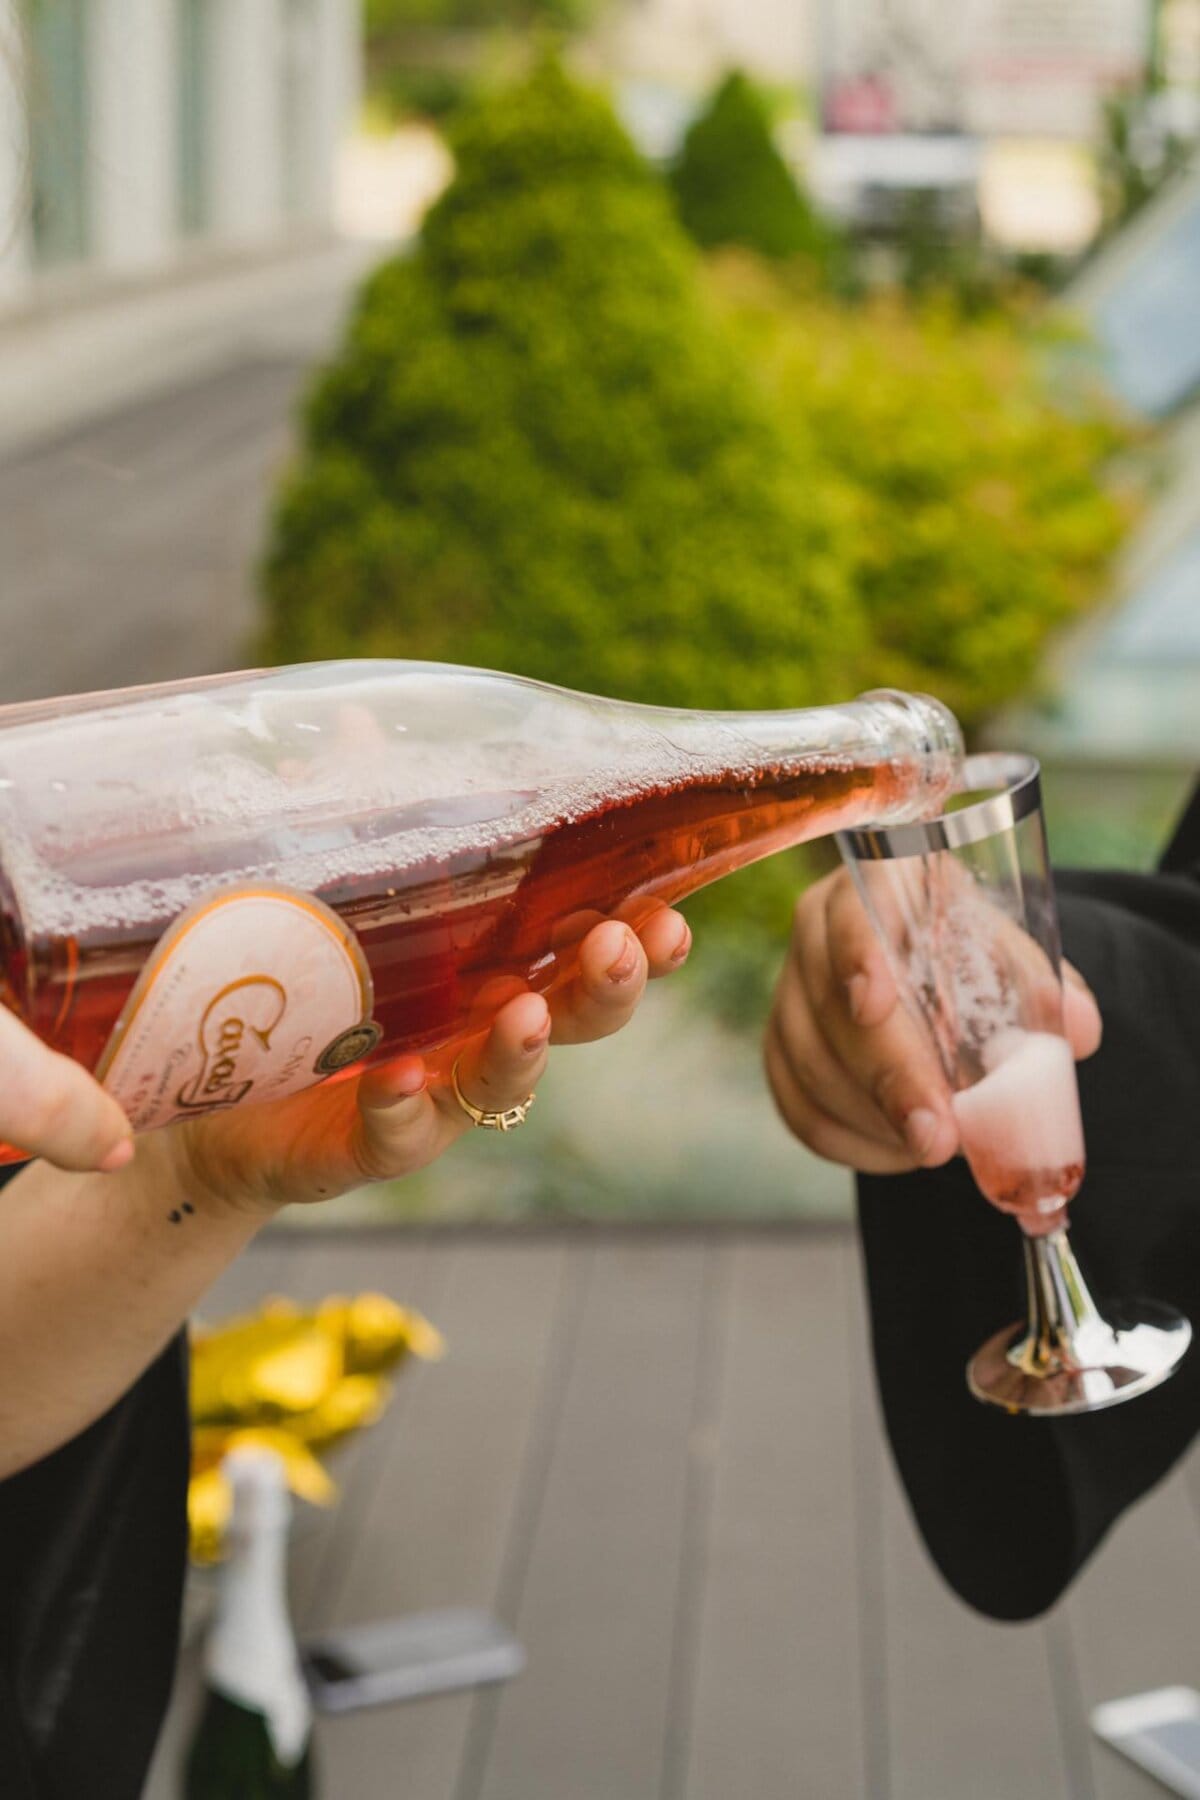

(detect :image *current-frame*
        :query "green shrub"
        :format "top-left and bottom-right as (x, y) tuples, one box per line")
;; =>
(670, 71), (834, 267)
(264, 57), (866, 715)
(374, 62), (474, 125)
(711, 255), (1142, 731)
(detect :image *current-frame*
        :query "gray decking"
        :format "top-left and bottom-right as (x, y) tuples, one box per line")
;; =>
(0, 356), (306, 705)
(143, 1225), (1200, 1800)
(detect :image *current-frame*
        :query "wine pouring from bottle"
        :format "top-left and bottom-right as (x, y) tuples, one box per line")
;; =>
(0, 661), (962, 1155)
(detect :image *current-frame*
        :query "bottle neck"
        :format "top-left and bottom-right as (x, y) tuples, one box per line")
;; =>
(206, 1515), (311, 1768)
(847, 690), (965, 826)
(670, 689), (963, 830)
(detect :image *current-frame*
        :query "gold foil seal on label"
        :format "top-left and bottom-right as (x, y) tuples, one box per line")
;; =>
(97, 884), (379, 1132)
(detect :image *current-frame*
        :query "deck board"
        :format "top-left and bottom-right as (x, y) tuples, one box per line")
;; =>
(1066, 1444), (1200, 1800)
(682, 1237), (867, 1800)
(284, 1235), (449, 1633)
(315, 1239), (571, 1800)
(469, 1239), (710, 1800)
(846, 1239), (1079, 1800)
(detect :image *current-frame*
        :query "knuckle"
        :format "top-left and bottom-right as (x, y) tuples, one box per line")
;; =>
(798, 1109), (844, 1164)
(791, 887), (817, 934)
(350, 1131), (397, 1185)
(825, 919), (864, 986)
(826, 884), (870, 960)
(765, 1036), (828, 1156)
(351, 1107), (431, 1185)
(782, 1044), (822, 1105)
(801, 949), (838, 1019)
(870, 1064), (909, 1125)
(767, 1082), (811, 1148)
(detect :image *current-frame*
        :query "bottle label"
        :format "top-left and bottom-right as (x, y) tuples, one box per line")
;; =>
(96, 885), (381, 1133)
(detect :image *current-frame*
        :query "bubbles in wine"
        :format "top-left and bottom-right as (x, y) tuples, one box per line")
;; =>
(0, 716), (863, 941)
(952, 1030), (1085, 1212)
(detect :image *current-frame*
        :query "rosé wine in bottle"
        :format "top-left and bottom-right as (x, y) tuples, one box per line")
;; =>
(952, 1030), (1085, 1236)
(0, 661), (961, 1156)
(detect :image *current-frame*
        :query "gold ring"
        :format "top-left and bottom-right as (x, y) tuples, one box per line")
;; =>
(451, 1056), (537, 1132)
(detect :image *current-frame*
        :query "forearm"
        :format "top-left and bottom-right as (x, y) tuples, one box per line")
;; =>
(0, 1135), (269, 1478)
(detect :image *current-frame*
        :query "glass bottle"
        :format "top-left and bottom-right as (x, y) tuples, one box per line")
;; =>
(185, 1447), (314, 1799)
(0, 660), (962, 1145)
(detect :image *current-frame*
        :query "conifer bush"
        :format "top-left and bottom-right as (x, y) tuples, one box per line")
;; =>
(264, 57), (864, 714)
(670, 71), (833, 266)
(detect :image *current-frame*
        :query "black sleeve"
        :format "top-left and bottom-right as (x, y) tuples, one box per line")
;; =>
(0, 1165), (190, 1800)
(857, 844), (1200, 1622)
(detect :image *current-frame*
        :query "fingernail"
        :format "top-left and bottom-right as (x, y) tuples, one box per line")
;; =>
(523, 1020), (551, 1054)
(670, 923), (693, 965)
(607, 931), (639, 984)
(98, 1139), (135, 1174)
(904, 1108), (941, 1159)
(847, 973), (870, 1022)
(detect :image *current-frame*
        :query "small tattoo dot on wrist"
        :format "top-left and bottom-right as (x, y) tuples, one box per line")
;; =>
(182, 1201), (195, 1214)
(167, 1209), (182, 1224)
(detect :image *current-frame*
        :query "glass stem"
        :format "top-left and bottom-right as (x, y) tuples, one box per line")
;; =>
(1010, 1227), (1107, 1379)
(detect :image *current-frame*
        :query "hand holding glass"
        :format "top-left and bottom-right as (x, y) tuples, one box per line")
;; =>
(839, 754), (1191, 1416)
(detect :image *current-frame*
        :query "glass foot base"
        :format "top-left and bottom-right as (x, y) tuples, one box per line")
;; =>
(968, 1301), (1192, 1416)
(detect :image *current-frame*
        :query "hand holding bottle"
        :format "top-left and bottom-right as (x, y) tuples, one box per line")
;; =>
(171, 907), (690, 1215)
(0, 905), (689, 1480)
(765, 867), (1103, 1177)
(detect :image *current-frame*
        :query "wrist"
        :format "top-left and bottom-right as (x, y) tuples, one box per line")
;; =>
(135, 1125), (285, 1230)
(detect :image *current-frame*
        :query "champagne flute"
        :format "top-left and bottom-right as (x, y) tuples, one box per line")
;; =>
(838, 753), (1191, 1416)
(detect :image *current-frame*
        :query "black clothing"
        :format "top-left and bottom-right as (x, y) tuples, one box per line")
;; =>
(0, 1163), (189, 1800)
(858, 787), (1200, 1621)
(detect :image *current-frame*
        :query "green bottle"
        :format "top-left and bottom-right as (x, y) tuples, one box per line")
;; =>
(185, 1448), (315, 1799)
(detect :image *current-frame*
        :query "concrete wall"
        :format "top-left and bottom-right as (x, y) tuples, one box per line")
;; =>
(207, 0), (285, 241)
(89, 0), (177, 273)
(0, 0), (361, 312)
(603, 0), (814, 100)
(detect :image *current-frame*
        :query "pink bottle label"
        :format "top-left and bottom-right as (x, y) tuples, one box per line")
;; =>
(95, 885), (380, 1133)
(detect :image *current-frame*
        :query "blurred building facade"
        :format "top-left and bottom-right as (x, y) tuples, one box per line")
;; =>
(0, 0), (361, 313)
(603, 0), (813, 98)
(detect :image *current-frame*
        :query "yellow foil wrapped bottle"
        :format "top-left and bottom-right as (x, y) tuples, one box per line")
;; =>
(188, 1291), (444, 1564)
